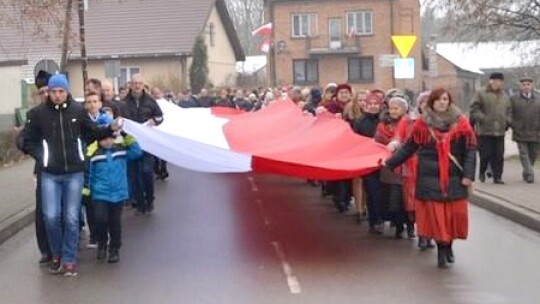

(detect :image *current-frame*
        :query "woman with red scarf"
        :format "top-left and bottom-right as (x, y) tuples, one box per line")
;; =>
(384, 88), (477, 268)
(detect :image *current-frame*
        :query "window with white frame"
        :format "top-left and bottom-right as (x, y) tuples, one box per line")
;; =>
(346, 11), (373, 36)
(119, 66), (140, 87)
(291, 13), (318, 38)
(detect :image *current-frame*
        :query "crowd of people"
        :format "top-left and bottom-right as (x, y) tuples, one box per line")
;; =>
(16, 69), (538, 276)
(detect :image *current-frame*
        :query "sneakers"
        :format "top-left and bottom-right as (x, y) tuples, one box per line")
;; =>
(369, 224), (384, 235)
(48, 257), (62, 274)
(61, 264), (78, 277)
(38, 255), (51, 267)
(86, 240), (98, 249)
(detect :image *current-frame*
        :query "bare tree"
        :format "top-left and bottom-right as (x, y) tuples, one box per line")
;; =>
(427, 0), (540, 41)
(225, 0), (265, 56)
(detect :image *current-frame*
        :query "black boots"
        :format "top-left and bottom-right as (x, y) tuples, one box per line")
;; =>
(445, 242), (455, 263)
(436, 242), (455, 268)
(418, 237), (435, 251)
(437, 243), (447, 268)
(108, 249), (119, 263)
(97, 243), (107, 261)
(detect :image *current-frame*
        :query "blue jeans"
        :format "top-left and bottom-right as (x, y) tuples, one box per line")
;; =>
(41, 172), (84, 265)
(130, 153), (155, 212)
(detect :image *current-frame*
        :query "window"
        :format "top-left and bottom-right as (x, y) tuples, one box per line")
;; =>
(119, 67), (140, 87)
(348, 57), (374, 83)
(291, 13), (318, 38)
(346, 11), (373, 36)
(293, 59), (318, 84)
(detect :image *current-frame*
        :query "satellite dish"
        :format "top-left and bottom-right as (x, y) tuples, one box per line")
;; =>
(34, 59), (60, 77)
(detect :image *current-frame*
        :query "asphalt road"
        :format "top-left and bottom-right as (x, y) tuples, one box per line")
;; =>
(0, 167), (539, 304)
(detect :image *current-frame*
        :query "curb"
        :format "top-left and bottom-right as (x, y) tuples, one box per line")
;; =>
(471, 190), (540, 233)
(0, 206), (35, 246)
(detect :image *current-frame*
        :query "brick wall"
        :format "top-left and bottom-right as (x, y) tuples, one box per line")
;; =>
(272, 0), (422, 93)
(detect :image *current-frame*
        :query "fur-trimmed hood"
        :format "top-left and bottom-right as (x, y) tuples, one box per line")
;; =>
(422, 105), (462, 131)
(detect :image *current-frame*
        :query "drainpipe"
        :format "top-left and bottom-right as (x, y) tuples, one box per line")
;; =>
(390, 0), (396, 88)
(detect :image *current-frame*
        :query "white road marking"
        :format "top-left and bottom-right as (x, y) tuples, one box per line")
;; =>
(247, 176), (259, 192)
(271, 241), (302, 294)
(255, 199), (272, 226)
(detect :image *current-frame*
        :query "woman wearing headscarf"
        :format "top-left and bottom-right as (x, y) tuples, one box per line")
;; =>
(383, 88), (476, 268)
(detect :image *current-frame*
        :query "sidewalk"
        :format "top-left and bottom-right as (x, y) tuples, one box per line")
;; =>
(0, 160), (36, 245)
(472, 157), (540, 232)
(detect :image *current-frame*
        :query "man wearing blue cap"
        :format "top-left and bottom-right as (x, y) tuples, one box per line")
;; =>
(22, 74), (121, 276)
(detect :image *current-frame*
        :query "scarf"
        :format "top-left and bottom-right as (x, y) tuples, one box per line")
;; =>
(411, 106), (476, 196)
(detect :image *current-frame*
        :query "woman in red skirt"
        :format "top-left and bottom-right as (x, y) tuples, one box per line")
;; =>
(384, 88), (477, 268)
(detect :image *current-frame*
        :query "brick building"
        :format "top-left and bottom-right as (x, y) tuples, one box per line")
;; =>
(423, 46), (483, 111)
(268, 0), (423, 93)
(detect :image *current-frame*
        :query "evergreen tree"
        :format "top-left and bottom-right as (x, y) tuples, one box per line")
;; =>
(189, 36), (209, 94)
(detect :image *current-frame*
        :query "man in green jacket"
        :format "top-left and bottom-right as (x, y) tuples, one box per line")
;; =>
(510, 77), (539, 183)
(470, 72), (512, 184)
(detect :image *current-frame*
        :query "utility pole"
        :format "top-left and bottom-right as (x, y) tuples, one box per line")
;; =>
(266, 0), (277, 87)
(60, 0), (74, 72)
(78, 0), (89, 86)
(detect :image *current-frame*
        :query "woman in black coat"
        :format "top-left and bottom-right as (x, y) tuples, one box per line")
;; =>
(384, 88), (477, 268)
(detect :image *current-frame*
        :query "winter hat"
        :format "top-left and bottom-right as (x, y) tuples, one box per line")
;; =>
(520, 76), (533, 83)
(35, 70), (52, 89)
(310, 87), (322, 103)
(335, 83), (352, 95)
(416, 91), (431, 112)
(365, 93), (383, 105)
(388, 95), (409, 112)
(95, 113), (114, 127)
(489, 72), (504, 81)
(48, 73), (70, 91)
(324, 83), (337, 93)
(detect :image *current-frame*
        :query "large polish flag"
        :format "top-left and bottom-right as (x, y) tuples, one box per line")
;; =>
(122, 100), (388, 180)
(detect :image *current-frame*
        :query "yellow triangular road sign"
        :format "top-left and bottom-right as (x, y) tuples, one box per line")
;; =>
(391, 35), (417, 58)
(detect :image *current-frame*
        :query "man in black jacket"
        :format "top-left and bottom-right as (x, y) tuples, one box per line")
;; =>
(122, 74), (163, 214)
(23, 74), (120, 276)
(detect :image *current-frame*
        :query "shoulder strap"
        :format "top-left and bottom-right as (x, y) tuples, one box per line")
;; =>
(428, 127), (464, 172)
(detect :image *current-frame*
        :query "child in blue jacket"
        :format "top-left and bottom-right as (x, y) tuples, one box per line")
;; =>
(88, 132), (143, 263)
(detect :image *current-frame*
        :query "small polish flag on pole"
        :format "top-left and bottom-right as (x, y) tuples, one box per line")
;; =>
(259, 38), (272, 53)
(252, 23), (273, 36)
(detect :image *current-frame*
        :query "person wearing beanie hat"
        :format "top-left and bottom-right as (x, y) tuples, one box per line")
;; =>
(87, 132), (142, 263)
(510, 76), (539, 183)
(388, 95), (409, 113)
(374, 90), (411, 239)
(389, 90), (435, 250)
(48, 73), (70, 92)
(489, 72), (504, 80)
(352, 92), (384, 234)
(35, 70), (52, 90)
(470, 70), (511, 184)
(21, 72), (121, 276)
